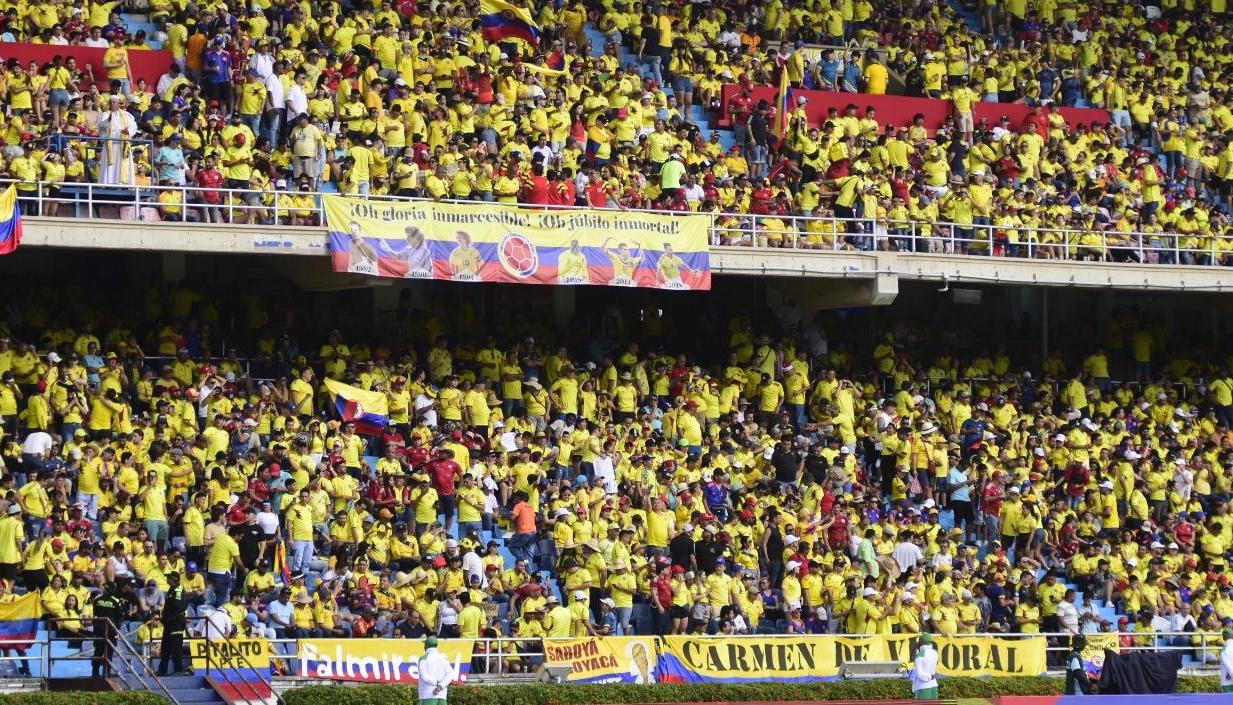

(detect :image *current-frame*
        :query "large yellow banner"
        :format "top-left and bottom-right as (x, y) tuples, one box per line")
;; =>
(543, 636), (657, 683)
(885, 634), (1046, 677)
(297, 638), (475, 683)
(656, 634), (878, 682)
(323, 196), (712, 290)
(655, 635), (1045, 683)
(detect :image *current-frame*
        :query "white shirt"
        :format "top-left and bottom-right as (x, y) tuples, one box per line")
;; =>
(201, 608), (234, 639)
(286, 83), (308, 116)
(1056, 599), (1079, 634)
(461, 550), (486, 587)
(265, 73), (285, 112)
(22, 431), (54, 456)
(84, 37), (110, 48)
(156, 72), (178, 100)
(1220, 637), (1233, 687)
(892, 541), (924, 573)
(592, 454), (617, 495)
(417, 648), (455, 701)
(911, 644), (939, 692)
(255, 510), (280, 536)
(250, 52), (275, 79)
(414, 393), (437, 427)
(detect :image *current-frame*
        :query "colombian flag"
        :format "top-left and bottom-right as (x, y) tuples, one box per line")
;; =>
(0, 185), (22, 255)
(323, 378), (388, 436)
(480, 0), (540, 44)
(775, 66), (791, 141)
(0, 591), (42, 648)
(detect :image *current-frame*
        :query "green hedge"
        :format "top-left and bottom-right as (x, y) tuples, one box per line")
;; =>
(0, 694), (168, 705)
(283, 676), (1221, 705)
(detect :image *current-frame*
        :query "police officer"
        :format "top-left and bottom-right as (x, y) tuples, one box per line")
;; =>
(91, 580), (131, 678)
(158, 571), (188, 676)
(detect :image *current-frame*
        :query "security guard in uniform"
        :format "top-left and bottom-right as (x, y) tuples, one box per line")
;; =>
(91, 579), (131, 678)
(158, 571), (188, 675)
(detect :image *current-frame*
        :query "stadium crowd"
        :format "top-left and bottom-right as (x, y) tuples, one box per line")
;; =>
(2, 2), (1233, 260)
(0, 284), (1232, 678)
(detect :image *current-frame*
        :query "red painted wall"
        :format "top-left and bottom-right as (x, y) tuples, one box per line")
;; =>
(718, 84), (1110, 134)
(0, 43), (174, 88)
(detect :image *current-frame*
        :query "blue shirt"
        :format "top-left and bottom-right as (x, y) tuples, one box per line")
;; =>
(204, 49), (232, 84)
(156, 146), (185, 183)
(82, 353), (104, 387)
(948, 467), (971, 502)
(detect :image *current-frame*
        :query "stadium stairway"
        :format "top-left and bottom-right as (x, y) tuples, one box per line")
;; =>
(944, 0), (984, 35)
(158, 674), (227, 705)
(584, 25), (735, 147)
(121, 14), (164, 49)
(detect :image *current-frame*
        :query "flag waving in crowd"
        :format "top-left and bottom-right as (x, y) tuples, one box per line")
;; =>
(479, 0), (540, 44)
(323, 378), (389, 435)
(0, 186), (23, 256)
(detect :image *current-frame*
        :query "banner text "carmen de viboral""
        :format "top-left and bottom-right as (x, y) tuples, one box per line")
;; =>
(655, 634), (1045, 683)
(323, 196), (711, 290)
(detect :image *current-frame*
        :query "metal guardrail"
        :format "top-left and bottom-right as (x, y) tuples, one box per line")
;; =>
(9, 179), (1233, 270)
(0, 618), (181, 703)
(251, 631), (1224, 678)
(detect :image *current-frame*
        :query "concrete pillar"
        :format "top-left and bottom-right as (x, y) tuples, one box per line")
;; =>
(553, 286), (576, 330)
(770, 273), (899, 310)
(162, 252), (186, 283)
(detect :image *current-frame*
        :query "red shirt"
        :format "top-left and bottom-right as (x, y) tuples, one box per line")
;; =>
(405, 445), (430, 469)
(226, 502), (249, 525)
(523, 175), (551, 204)
(652, 575), (673, 608)
(586, 181), (608, 208)
(827, 511), (849, 546)
(983, 482), (1003, 516)
(429, 458), (461, 496)
(729, 94), (754, 123)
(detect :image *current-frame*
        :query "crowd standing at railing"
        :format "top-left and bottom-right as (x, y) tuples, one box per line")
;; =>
(0, 286), (1230, 680)
(2, 1), (1233, 267)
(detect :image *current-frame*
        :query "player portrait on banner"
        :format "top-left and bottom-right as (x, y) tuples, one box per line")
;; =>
(656, 243), (697, 290)
(376, 225), (434, 278)
(323, 196), (711, 289)
(449, 231), (482, 281)
(345, 221), (380, 276)
(558, 240), (591, 285)
(603, 238), (644, 287)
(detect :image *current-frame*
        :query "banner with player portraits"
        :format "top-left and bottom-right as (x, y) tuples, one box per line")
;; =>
(323, 196), (711, 290)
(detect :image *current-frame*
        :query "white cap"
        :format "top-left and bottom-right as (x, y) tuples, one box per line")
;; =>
(1099, 480), (1114, 489)
(1124, 450), (1141, 461)
(546, 594), (560, 603)
(922, 499), (936, 509)
(47, 352), (61, 364)
(786, 560), (801, 572)
(863, 587), (879, 597)
(1055, 433), (1067, 442)
(1034, 447), (1046, 457)
(1150, 541), (1164, 549)
(1126, 558), (1138, 566)
(573, 590), (588, 600)
(599, 597), (616, 608)
(784, 534), (800, 545)
(446, 538), (459, 548)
